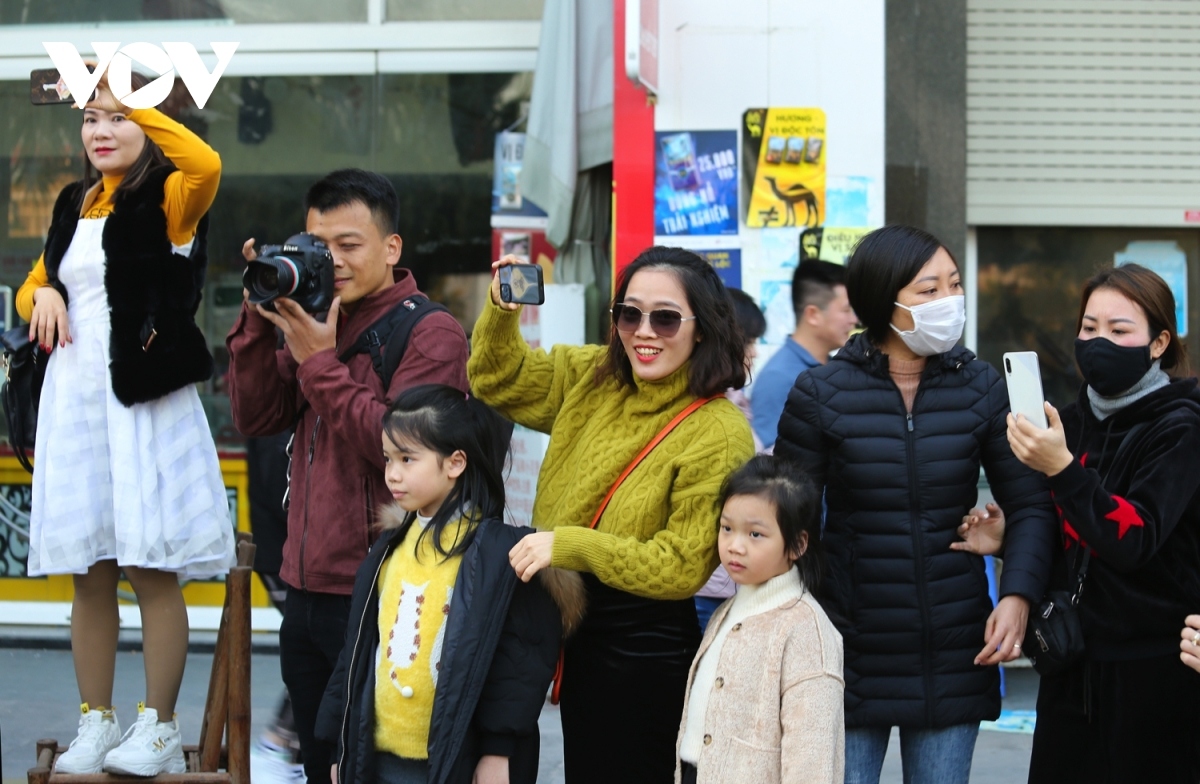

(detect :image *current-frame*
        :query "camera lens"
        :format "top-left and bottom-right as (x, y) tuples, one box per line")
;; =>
(243, 257), (299, 305)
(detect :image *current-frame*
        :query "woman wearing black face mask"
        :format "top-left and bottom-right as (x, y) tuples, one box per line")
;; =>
(1002, 263), (1200, 783)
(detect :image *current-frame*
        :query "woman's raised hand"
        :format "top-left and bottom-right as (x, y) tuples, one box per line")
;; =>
(951, 502), (1006, 556)
(1181, 615), (1200, 674)
(29, 286), (70, 351)
(489, 255), (524, 312)
(1007, 401), (1074, 477)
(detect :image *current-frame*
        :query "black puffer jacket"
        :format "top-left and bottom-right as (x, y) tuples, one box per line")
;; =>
(775, 334), (1056, 728)
(1050, 379), (1200, 660)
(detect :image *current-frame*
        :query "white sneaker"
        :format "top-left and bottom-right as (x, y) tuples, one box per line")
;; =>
(54, 703), (122, 774)
(102, 702), (186, 776)
(250, 738), (308, 783)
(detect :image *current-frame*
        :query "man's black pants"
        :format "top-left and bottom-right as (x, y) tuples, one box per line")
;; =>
(279, 588), (352, 783)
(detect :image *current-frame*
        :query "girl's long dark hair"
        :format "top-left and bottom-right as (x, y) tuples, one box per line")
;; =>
(79, 70), (171, 210)
(381, 384), (513, 560)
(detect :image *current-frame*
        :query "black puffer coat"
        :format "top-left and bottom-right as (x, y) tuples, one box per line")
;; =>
(775, 334), (1056, 728)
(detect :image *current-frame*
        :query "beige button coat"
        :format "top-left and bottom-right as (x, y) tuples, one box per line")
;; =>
(674, 592), (845, 784)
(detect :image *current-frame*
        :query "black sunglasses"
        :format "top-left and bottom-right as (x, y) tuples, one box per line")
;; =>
(612, 303), (697, 337)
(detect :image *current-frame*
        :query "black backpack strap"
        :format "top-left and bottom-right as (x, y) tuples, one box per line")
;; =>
(379, 296), (450, 392)
(337, 295), (450, 391)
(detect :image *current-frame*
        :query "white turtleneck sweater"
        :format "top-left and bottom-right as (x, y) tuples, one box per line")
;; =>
(679, 567), (806, 763)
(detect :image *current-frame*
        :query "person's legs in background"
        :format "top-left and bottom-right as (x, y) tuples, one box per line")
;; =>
(843, 726), (892, 784)
(279, 588), (351, 783)
(897, 723), (979, 784)
(693, 596), (723, 635)
(253, 573), (306, 782)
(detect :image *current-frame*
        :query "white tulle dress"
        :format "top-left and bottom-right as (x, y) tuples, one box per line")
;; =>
(26, 216), (236, 578)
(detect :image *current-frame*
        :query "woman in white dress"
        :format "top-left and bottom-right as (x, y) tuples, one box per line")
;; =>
(15, 70), (235, 776)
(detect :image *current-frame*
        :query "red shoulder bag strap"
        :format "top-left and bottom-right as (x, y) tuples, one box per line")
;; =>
(588, 394), (722, 529)
(550, 394), (721, 704)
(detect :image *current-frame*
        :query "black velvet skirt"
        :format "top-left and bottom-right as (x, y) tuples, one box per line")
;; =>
(559, 574), (701, 784)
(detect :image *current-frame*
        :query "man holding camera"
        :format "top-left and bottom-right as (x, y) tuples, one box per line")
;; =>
(226, 168), (468, 782)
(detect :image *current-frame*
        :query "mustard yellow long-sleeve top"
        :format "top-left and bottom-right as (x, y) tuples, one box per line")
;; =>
(16, 107), (221, 322)
(468, 299), (755, 600)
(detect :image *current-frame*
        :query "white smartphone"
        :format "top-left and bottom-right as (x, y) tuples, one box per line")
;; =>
(1003, 351), (1048, 429)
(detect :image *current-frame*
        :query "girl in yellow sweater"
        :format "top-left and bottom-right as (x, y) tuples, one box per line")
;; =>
(472, 248), (755, 783)
(316, 384), (578, 784)
(18, 70), (234, 776)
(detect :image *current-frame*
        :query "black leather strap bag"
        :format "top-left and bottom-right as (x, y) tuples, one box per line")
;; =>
(1, 326), (46, 473)
(1024, 420), (1149, 677)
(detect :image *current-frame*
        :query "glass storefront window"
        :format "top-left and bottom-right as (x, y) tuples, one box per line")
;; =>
(0, 71), (531, 447)
(387, 0), (544, 21)
(0, 0), (365, 24)
(976, 227), (1200, 407)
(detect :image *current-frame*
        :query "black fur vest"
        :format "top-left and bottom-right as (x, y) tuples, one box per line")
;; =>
(42, 166), (213, 406)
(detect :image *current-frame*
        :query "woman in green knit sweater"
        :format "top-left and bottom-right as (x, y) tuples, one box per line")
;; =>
(470, 247), (755, 783)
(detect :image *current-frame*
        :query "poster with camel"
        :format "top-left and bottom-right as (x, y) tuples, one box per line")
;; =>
(742, 108), (826, 228)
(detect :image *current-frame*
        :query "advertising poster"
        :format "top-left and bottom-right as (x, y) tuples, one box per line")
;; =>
(801, 226), (871, 265)
(742, 108), (826, 229)
(654, 130), (738, 236)
(492, 132), (547, 217)
(696, 248), (742, 290)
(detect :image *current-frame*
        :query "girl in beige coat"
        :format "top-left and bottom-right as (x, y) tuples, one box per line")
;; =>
(676, 456), (845, 784)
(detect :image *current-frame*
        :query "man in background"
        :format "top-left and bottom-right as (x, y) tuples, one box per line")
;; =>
(751, 260), (857, 450)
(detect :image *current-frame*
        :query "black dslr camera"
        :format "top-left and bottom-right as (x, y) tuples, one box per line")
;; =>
(243, 233), (335, 313)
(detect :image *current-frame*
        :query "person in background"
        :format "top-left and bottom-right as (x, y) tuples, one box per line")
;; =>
(676, 455), (844, 784)
(751, 260), (857, 450)
(972, 264), (1200, 783)
(472, 248), (755, 783)
(774, 225), (1056, 784)
(695, 288), (767, 631)
(245, 431), (307, 783)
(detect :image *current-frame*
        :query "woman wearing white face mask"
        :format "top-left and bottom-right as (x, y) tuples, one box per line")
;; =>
(774, 225), (1057, 784)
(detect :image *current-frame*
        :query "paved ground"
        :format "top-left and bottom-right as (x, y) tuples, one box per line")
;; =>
(0, 637), (1037, 783)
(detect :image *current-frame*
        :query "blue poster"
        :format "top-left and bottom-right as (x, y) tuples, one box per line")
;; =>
(492, 132), (547, 218)
(697, 248), (742, 290)
(654, 131), (738, 236)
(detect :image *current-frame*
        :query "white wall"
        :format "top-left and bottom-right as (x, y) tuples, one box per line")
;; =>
(653, 0), (885, 365)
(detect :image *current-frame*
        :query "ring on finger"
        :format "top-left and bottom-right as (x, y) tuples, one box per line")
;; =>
(1192, 631), (1200, 646)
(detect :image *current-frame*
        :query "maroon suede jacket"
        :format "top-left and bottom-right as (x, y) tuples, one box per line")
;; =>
(226, 270), (469, 594)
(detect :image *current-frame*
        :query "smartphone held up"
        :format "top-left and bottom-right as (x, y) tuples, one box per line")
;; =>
(30, 68), (95, 106)
(1003, 351), (1049, 429)
(498, 263), (545, 306)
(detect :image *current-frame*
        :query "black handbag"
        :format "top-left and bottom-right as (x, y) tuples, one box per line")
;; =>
(1024, 420), (1149, 677)
(1024, 550), (1089, 676)
(1, 326), (46, 473)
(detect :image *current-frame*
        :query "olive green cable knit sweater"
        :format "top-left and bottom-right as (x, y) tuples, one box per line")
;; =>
(468, 300), (755, 599)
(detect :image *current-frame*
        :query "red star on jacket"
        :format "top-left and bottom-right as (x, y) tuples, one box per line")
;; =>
(1105, 495), (1144, 540)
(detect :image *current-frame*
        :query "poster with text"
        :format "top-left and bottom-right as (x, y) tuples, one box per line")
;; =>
(696, 248), (742, 290)
(654, 130), (738, 236)
(742, 108), (826, 228)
